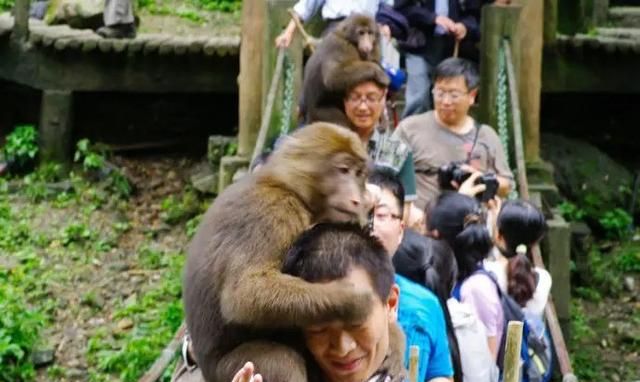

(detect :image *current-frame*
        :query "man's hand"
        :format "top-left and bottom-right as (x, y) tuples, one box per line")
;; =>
(452, 22), (467, 41)
(232, 362), (263, 382)
(435, 15), (456, 33)
(454, 171), (486, 198)
(275, 19), (297, 48)
(379, 24), (392, 40)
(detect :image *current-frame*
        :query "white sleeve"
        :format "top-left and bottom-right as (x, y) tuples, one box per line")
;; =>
(292, 0), (325, 22)
(526, 268), (552, 317)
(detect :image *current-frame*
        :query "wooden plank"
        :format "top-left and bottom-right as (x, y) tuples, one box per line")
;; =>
(187, 36), (207, 54)
(143, 34), (172, 55)
(158, 37), (176, 55)
(98, 38), (115, 53)
(502, 321), (523, 382)
(127, 34), (159, 54)
(80, 34), (102, 52)
(112, 38), (129, 53)
(53, 31), (97, 51)
(173, 37), (191, 55)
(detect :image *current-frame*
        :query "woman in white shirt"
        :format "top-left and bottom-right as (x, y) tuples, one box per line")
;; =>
(484, 199), (551, 319)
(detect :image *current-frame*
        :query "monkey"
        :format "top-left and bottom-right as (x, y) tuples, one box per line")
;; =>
(300, 14), (390, 128)
(184, 122), (379, 382)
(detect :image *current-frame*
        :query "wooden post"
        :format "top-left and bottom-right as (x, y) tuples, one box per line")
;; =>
(503, 321), (524, 382)
(593, 0), (610, 26)
(39, 90), (73, 165)
(408, 346), (419, 382)
(237, 0), (267, 157)
(12, 0), (30, 43)
(478, 4), (521, 129)
(513, 0), (543, 164)
(542, 213), (572, 339)
(544, 0), (558, 46)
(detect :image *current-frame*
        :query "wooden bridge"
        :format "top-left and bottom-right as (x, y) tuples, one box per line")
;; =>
(0, 2), (240, 164)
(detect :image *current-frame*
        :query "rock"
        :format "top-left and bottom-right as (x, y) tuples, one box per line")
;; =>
(0, 255), (18, 270)
(612, 373), (620, 382)
(624, 276), (636, 292)
(31, 349), (55, 367)
(116, 318), (134, 331)
(541, 133), (633, 220)
(109, 261), (130, 272)
(66, 367), (87, 379)
(45, 0), (104, 29)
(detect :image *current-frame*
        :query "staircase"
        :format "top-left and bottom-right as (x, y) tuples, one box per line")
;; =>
(561, 3), (640, 53)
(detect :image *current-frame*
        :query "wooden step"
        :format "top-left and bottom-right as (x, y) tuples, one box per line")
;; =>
(608, 6), (640, 28)
(596, 27), (640, 40)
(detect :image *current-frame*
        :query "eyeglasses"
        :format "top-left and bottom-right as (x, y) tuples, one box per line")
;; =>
(345, 92), (385, 106)
(373, 210), (402, 223)
(432, 88), (468, 102)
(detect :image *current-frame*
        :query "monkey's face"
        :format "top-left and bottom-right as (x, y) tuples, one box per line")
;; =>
(317, 152), (368, 224)
(341, 16), (379, 60)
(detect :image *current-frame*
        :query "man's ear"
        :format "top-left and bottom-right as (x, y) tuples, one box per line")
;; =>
(387, 284), (400, 322)
(469, 88), (478, 105)
(427, 229), (440, 239)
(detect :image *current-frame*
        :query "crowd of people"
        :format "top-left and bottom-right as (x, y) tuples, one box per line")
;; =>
(179, 1), (552, 382)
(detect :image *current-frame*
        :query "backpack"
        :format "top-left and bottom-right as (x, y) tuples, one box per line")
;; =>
(452, 269), (553, 382)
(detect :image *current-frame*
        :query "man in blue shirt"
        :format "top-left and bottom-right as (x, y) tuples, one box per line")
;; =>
(369, 168), (454, 382)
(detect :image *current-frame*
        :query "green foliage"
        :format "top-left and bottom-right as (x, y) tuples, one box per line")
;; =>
(0, 249), (46, 381)
(614, 244), (640, 273)
(558, 201), (586, 222)
(598, 208), (632, 240)
(87, 253), (184, 382)
(3, 125), (38, 170)
(75, 139), (105, 172)
(61, 222), (95, 246)
(74, 139), (132, 199)
(193, 0), (241, 12)
(160, 190), (202, 225)
(185, 213), (202, 238)
(570, 301), (600, 381)
(0, 0), (14, 11)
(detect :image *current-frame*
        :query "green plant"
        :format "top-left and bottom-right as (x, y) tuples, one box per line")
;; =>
(75, 139), (106, 172)
(190, 0), (241, 12)
(3, 125), (38, 170)
(0, 0), (14, 11)
(0, 278), (45, 381)
(599, 208), (633, 239)
(61, 222), (95, 246)
(87, 254), (184, 382)
(558, 201), (586, 222)
(160, 191), (201, 225)
(615, 245), (640, 273)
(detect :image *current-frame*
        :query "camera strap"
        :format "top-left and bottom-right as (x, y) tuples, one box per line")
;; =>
(415, 119), (482, 175)
(466, 120), (482, 163)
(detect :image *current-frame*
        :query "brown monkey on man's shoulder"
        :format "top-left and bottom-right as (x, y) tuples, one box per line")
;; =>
(301, 14), (390, 128)
(183, 122), (375, 382)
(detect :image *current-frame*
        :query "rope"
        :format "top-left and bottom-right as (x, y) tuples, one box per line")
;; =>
(279, 53), (296, 136)
(251, 47), (287, 165)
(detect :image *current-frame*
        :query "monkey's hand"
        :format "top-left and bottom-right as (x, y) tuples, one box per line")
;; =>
(220, 265), (373, 328)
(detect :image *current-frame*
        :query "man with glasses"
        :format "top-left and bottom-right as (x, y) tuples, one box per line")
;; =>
(342, 78), (422, 227)
(396, 57), (513, 210)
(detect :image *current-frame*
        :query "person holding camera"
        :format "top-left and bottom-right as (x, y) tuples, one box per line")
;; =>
(395, 57), (513, 211)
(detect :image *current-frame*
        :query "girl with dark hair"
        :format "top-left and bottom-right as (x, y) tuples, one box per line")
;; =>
(485, 199), (551, 319)
(426, 192), (503, 363)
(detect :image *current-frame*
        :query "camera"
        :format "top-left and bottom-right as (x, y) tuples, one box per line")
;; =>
(437, 162), (499, 202)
